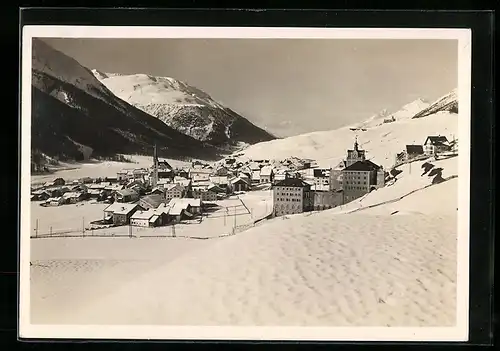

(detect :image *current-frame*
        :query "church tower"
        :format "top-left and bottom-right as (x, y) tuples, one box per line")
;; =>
(151, 143), (159, 187)
(346, 136), (366, 167)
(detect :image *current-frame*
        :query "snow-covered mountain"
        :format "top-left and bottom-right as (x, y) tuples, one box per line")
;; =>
(412, 89), (458, 119)
(235, 90), (458, 169)
(356, 98), (431, 129)
(31, 39), (219, 161)
(92, 72), (276, 147)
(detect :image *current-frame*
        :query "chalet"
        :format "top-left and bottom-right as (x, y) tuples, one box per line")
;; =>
(230, 177), (251, 192)
(79, 177), (94, 184)
(88, 189), (105, 200)
(406, 145), (425, 159)
(114, 188), (139, 203)
(259, 166), (274, 184)
(176, 169), (190, 179)
(189, 168), (212, 182)
(130, 210), (162, 227)
(62, 191), (86, 204)
(251, 170), (261, 184)
(52, 178), (65, 186)
(103, 202), (143, 225)
(150, 187), (165, 196)
(104, 177), (119, 183)
(168, 198), (202, 215)
(424, 135), (450, 155)
(164, 183), (185, 202)
(192, 187), (217, 202)
(209, 176), (230, 192)
(272, 178), (313, 217)
(31, 190), (51, 201)
(214, 166), (230, 176)
(46, 197), (64, 207)
(116, 170), (130, 181)
(138, 194), (165, 210)
(70, 184), (88, 193)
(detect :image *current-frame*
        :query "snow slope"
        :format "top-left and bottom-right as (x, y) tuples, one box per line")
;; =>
(413, 89), (458, 119)
(93, 72), (275, 146)
(237, 91), (457, 169)
(30, 155), (458, 326)
(31, 174), (457, 326)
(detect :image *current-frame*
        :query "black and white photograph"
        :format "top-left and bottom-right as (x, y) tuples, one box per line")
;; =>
(19, 26), (471, 341)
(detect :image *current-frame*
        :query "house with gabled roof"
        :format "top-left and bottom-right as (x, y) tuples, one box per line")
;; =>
(406, 144), (425, 159)
(259, 166), (274, 184)
(424, 135), (450, 155)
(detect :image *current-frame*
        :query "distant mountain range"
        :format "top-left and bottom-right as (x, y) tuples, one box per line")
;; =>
(92, 71), (275, 147)
(30, 39), (275, 162)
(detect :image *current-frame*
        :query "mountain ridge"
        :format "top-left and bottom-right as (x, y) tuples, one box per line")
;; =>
(93, 72), (276, 146)
(31, 39), (219, 162)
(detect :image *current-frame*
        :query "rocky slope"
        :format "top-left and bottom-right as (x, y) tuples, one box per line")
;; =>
(93, 72), (276, 147)
(31, 39), (219, 161)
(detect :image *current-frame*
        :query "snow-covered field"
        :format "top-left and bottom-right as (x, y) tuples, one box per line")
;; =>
(30, 190), (273, 239)
(30, 155), (191, 186)
(30, 175), (457, 326)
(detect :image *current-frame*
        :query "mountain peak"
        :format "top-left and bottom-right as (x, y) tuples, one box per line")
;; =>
(95, 72), (275, 146)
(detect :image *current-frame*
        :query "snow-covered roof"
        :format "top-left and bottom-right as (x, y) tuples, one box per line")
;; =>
(131, 210), (157, 220)
(62, 192), (82, 199)
(104, 202), (137, 213)
(168, 198), (201, 208)
(165, 183), (184, 191)
(260, 166), (273, 176)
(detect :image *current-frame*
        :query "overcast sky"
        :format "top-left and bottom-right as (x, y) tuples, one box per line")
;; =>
(43, 38), (457, 137)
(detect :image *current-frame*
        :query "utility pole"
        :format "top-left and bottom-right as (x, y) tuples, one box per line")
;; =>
(35, 219), (38, 238)
(82, 217), (85, 235)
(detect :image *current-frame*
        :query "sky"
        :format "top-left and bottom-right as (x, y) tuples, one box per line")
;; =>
(43, 38), (458, 137)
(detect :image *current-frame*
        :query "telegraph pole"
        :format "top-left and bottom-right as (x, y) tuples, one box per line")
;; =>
(35, 219), (38, 238)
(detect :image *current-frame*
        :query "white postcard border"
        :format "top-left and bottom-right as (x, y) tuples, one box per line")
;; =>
(19, 25), (472, 342)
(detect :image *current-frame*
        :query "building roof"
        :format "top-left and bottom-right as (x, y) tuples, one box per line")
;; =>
(274, 178), (311, 188)
(344, 160), (381, 172)
(425, 135), (449, 145)
(104, 202), (139, 214)
(230, 177), (250, 185)
(168, 198), (201, 208)
(62, 192), (83, 199)
(406, 145), (424, 154)
(116, 188), (139, 197)
(139, 194), (165, 209)
(313, 169), (330, 177)
(131, 210), (157, 220)
(260, 166), (274, 176)
(209, 176), (229, 185)
(114, 204), (140, 215)
(251, 170), (261, 180)
(165, 183), (184, 191)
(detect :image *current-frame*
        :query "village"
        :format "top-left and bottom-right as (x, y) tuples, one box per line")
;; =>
(30, 134), (458, 237)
